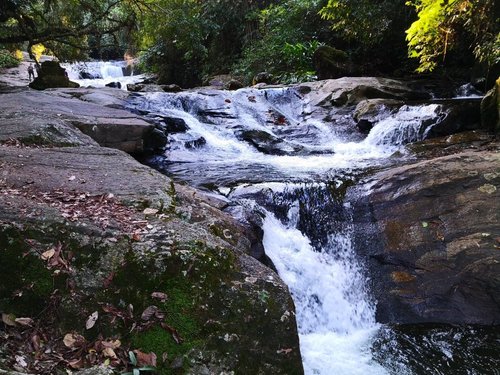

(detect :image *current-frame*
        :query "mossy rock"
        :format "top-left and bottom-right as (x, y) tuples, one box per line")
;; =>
(313, 45), (350, 80)
(480, 76), (500, 133)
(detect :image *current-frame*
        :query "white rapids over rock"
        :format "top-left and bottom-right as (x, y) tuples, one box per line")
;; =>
(127, 85), (488, 374)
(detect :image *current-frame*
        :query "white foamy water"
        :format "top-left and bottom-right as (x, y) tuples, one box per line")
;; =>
(127, 88), (467, 373)
(262, 209), (388, 375)
(63, 61), (145, 90)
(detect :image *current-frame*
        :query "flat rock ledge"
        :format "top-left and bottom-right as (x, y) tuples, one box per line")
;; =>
(0, 88), (303, 374)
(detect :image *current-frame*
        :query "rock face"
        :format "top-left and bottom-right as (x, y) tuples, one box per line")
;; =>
(355, 149), (500, 324)
(29, 61), (80, 90)
(0, 89), (303, 374)
(0, 89), (154, 154)
(312, 45), (350, 80)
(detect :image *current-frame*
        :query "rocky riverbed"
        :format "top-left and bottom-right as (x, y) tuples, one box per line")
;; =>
(0, 63), (499, 374)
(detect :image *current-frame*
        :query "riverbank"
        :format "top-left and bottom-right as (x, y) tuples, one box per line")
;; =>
(0, 83), (303, 374)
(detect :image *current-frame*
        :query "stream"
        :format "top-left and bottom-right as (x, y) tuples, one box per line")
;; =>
(73, 62), (499, 374)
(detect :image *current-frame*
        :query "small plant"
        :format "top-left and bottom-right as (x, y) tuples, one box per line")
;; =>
(0, 49), (21, 68)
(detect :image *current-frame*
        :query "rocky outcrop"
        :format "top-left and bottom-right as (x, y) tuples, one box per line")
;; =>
(0, 89), (303, 374)
(355, 148), (500, 325)
(0, 89), (155, 154)
(29, 61), (79, 90)
(312, 45), (351, 80)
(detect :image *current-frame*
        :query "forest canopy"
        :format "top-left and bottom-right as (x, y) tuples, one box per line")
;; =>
(0, 0), (498, 86)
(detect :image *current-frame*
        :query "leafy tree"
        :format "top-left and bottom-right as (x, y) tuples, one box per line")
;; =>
(0, 0), (148, 62)
(318, 0), (413, 74)
(234, 0), (330, 83)
(406, 0), (499, 72)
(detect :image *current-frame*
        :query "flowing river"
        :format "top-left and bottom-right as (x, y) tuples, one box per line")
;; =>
(107, 69), (499, 374)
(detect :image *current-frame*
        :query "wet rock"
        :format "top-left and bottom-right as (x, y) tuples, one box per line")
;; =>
(353, 99), (403, 133)
(185, 137), (206, 149)
(105, 81), (121, 89)
(424, 98), (482, 138)
(163, 117), (189, 133)
(29, 61), (79, 90)
(236, 129), (304, 155)
(162, 84), (183, 93)
(356, 149), (500, 325)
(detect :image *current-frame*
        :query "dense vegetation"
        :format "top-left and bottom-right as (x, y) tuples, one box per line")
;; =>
(0, 0), (498, 86)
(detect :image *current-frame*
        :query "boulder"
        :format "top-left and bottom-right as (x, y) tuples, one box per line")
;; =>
(162, 83), (183, 92)
(312, 45), (350, 80)
(354, 149), (500, 324)
(226, 79), (244, 91)
(253, 72), (274, 85)
(480, 77), (500, 133)
(300, 77), (431, 108)
(105, 81), (121, 89)
(29, 61), (79, 90)
(353, 99), (403, 133)
(236, 129), (304, 155)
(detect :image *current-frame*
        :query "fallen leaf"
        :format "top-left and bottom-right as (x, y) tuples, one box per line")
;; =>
(160, 322), (183, 344)
(68, 358), (84, 369)
(14, 317), (34, 326)
(63, 332), (85, 348)
(133, 350), (157, 367)
(102, 339), (121, 349)
(86, 311), (98, 330)
(2, 313), (16, 326)
(151, 292), (168, 302)
(68, 175), (76, 181)
(143, 208), (159, 216)
(41, 248), (55, 260)
(102, 347), (117, 359)
(141, 306), (158, 321)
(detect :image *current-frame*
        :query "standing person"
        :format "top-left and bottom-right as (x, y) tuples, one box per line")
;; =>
(27, 64), (35, 81)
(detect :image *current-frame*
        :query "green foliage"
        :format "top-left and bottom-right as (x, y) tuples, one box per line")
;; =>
(319, 0), (408, 45)
(0, 48), (20, 67)
(234, 0), (328, 84)
(406, 0), (499, 72)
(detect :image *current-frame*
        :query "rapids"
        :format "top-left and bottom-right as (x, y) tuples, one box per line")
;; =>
(125, 83), (497, 374)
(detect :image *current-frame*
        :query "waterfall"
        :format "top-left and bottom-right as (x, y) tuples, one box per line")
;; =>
(262, 206), (387, 374)
(63, 60), (144, 90)
(127, 86), (496, 374)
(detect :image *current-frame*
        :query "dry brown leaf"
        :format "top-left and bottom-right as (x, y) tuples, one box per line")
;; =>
(134, 350), (157, 367)
(41, 248), (55, 260)
(14, 317), (33, 326)
(2, 313), (16, 326)
(68, 358), (84, 369)
(151, 292), (168, 302)
(102, 339), (121, 349)
(141, 305), (158, 321)
(63, 333), (85, 348)
(86, 311), (98, 330)
(102, 347), (117, 359)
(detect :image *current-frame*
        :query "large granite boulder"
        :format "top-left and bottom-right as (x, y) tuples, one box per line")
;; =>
(354, 149), (500, 324)
(29, 61), (80, 90)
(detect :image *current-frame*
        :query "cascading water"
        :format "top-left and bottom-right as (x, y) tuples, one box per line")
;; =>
(127, 86), (497, 374)
(63, 60), (145, 89)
